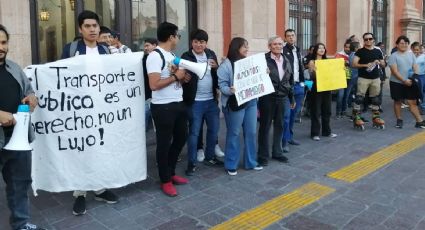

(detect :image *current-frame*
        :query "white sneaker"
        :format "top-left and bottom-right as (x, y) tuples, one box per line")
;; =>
(253, 165), (263, 171)
(214, 144), (225, 157)
(328, 133), (337, 138)
(197, 149), (205, 162)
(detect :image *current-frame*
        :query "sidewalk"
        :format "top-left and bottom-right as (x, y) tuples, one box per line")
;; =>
(1, 85), (425, 230)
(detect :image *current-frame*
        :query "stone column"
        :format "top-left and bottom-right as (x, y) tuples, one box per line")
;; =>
(0, 0), (32, 67)
(197, 0), (224, 59)
(336, 0), (370, 51)
(400, 0), (425, 42)
(231, 0), (276, 54)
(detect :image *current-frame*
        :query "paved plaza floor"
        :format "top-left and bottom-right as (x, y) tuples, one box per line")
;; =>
(1, 88), (425, 230)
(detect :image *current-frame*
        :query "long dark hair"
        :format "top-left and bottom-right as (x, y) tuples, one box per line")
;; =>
(227, 37), (248, 63)
(312, 43), (327, 60)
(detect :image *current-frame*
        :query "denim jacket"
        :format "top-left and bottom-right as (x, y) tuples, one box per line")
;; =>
(217, 58), (234, 108)
(0, 59), (35, 149)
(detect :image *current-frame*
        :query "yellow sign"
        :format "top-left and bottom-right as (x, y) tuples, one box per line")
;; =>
(315, 58), (347, 92)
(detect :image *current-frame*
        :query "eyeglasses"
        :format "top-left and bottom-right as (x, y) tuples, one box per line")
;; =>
(175, 33), (181, 39)
(364, 38), (374, 41)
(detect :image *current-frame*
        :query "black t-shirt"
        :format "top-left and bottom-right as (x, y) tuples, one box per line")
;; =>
(0, 63), (21, 137)
(355, 47), (384, 79)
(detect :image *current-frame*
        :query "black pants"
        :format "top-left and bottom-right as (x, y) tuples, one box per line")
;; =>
(151, 102), (188, 183)
(258, 95), (287, 159)
(310, 90), (332, 137)
(0, 144), (32, 230)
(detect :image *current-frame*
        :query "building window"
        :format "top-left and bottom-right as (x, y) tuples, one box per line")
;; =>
(371, 0), (387, 46)
(288, 0), (317, 53)
(31, 0), (197, 63)
(83, 0), (117, 31)
(132, 0), (158, 51)
(35, 0), (76, 63)
(131, 0), (196, 55)
(165, 0), (189, 56)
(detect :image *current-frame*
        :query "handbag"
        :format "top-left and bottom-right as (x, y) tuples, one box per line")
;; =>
(227, 94), (246, 111)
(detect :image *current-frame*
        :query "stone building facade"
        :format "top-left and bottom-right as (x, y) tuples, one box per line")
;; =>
(0, 0), (424, 68)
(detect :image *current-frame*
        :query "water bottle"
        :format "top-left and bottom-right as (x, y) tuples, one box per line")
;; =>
(366, 62), (376, 72)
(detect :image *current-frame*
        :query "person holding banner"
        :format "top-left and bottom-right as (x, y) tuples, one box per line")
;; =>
(181, 29), (223, 176)
(147, 22), (190, 196)
(257, 36), (295, 166)
(307, 43), (337, 141)
(0, 24), (46, 230)
(60, 10), (118, 217)
(218, 37), (263, 176)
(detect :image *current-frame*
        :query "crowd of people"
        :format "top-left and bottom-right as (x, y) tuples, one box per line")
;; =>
(1, 10), (425, 230)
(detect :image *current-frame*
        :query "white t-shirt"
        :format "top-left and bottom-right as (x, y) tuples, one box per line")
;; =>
(193, 50), (213, 101)
(86, 46), (100, 55)
(146, 46), (182, 104)
(292, 47), (300, 82)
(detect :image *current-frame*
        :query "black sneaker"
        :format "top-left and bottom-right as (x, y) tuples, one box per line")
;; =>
(72, 196), (86, 216)
(185, 164), (197, 176)
(272, 155), (289, 163)
(94, 190), (118, 204)
(258, 158), (268, 166)
(204, 157), (224, 166)
(19, 223), (47, 230)
(395, 119), (403, 129)
(415, 120), (425, 129)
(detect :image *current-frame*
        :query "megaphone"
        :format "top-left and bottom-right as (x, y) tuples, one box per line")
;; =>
(173, 57), (211, 80)
(4, 104), (32, 151)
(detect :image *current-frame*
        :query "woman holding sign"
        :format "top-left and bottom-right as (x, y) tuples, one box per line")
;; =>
(217, 37), (262, 176)
(308, 43), (337, 141)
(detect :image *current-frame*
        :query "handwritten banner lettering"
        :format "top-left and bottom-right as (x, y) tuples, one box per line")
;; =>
(233, 53), (275, 105)
(24, 52), (147, 193)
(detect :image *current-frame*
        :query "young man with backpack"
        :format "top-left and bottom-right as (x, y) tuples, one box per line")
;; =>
(146, 22), (190, 197)
(61, 11), (110, 59)
(60, 10), (118, 216)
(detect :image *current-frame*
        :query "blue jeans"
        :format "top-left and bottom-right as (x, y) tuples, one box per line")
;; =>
(0, 145), (32, 230)
(187, 99), (220, 165)
(347, 76), (358, 107)
(336, 79), (351, 114)
(418, 74), (425, 110)
(282, 83), (304, 143)
(223, 99), (258, 170)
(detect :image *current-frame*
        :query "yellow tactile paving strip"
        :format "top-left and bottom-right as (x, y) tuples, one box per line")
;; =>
(327, 131), (425, 183)
(210, 182), (335, 230)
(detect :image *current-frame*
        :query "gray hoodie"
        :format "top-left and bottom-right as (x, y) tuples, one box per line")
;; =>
(0, 59), (35, 149)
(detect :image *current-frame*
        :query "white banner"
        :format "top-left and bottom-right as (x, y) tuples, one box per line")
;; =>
(233, 53), (275, 105)
(24, 52), (147, 193)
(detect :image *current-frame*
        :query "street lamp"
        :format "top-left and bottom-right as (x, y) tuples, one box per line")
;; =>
(40, 8), (50, 21)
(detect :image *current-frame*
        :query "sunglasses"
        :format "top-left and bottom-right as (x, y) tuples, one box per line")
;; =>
(364, 38), (374, 41)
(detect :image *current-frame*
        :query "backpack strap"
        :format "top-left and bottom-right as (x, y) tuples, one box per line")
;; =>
(152, 48), (166, 70)
(100, 45), (111, 54)
(69, 40), (79, 57)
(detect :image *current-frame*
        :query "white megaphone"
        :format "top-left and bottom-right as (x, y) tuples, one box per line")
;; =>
(173, 57), (211, 80)
(4, 104), (32, 151)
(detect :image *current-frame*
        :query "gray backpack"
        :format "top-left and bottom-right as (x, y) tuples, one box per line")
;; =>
(69, 40), (110, 57)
